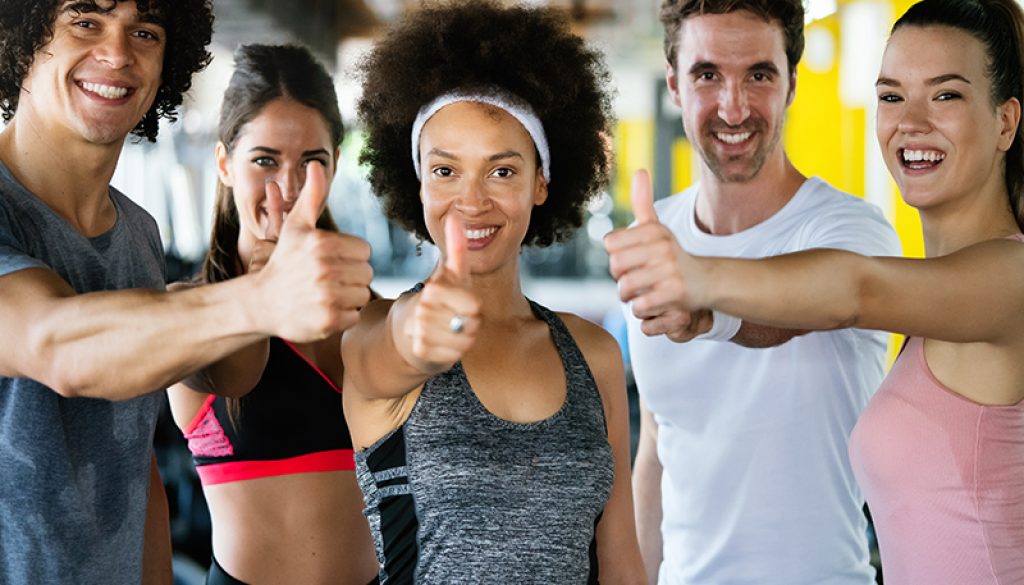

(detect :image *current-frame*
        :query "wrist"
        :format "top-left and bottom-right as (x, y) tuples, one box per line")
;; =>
(694, 310), (741, 342)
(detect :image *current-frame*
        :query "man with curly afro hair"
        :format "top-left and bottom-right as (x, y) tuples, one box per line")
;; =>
(0, 2), (373, 584)
(343, 1), (646, 583)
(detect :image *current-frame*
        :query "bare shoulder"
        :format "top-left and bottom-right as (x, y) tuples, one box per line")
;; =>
(360, 296), (397, 323)
(557, 312), (625, 392)
(558, 312), (618, 355)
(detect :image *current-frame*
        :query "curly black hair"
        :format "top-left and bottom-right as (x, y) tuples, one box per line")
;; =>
(357, 0), (614, 247)
(0, 0), (214, 142)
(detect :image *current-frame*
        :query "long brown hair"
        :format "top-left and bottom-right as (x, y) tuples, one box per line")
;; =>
(894, 0), (1024, 231)
(201, 44), (345, 422)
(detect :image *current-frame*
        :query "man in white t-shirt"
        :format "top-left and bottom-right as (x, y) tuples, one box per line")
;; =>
(604, 1), (902, 584)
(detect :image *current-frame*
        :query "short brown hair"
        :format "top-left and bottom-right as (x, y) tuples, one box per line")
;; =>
(660, 0), (805, 75)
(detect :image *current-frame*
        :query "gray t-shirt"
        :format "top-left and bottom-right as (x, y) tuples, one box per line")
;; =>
(0, 161), (165, 585)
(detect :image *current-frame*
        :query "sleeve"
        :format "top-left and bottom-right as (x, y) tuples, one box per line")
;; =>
(0, 202), (48, 278)
(801, 197), (903, 258)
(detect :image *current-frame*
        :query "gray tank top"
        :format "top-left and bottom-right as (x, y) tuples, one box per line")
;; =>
(355, 298), (615, 584)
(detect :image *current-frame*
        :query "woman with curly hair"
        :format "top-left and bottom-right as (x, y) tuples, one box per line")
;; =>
(608, 0), (1024, 582)
(342, 1), (645, 583)
(167, 44), (378, 585)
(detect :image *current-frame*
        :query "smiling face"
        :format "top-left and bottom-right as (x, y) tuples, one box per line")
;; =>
(217, 97), (336, 253)
(18, 0), (166, 146)
(418, 101), (548, 275)
(876, 25), (1019, 212)
(665, 10), (794, 184)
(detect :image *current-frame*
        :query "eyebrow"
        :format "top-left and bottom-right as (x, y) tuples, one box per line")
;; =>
(60, 1), (165, 27)
(425, 148), (525, 162)
(247, 146), (331, 158)
(876, 73), (972, 87)
(688, 61), (780, 76)
(488, 150), (524, 162)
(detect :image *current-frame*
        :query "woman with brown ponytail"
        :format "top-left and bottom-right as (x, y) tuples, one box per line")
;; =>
(166, 44), (378, 585)
(606, 1), (1024, 582)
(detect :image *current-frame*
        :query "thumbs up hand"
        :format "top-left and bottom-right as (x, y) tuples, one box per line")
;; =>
(404, 214), (481, 373)
(252, 161), (373, 342)
(604, 170), (713, 342)
(247, 179), (286, 274)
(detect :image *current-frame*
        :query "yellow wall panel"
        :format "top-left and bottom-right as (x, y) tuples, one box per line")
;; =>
(613, 118), (655, 208)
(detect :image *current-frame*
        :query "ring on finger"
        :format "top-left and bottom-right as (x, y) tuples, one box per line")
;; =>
(448, 314), (466, 334)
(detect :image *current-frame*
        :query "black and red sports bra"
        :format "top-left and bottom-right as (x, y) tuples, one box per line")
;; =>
(183, 337), (354, 485)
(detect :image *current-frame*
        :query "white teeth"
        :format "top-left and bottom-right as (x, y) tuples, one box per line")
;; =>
(81, 82), (129, 99)
(717, 132), (751, 145)
(464, 227), (497, 240)
(902, 149), (945, 163)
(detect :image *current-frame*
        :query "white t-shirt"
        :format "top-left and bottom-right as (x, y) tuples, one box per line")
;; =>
(626, 177), (902, 585)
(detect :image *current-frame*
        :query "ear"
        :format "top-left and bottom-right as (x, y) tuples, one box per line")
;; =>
(215, 142), (233, 187)
(533, 174), (549, 206)
(665, 60), (683, 108)
(998, 97), (1021, 152)
(330, 146), (341, 180)
(786, 71), (798, 108)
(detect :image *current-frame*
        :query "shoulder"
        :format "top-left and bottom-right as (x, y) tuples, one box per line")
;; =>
(359, 296), (398, 325)
(557, 312), (624, 384)
(651, 184), (698, 226)
(795, 178), (901, 255)
(109, 188), (158, 229)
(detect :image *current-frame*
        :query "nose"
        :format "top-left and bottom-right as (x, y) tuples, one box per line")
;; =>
(718, 81), (750, 126)
(453, 177), (492, 215)
(93, 29), (134, 69)
(896, 100), (931, 135)
(277, 170), (301, 207)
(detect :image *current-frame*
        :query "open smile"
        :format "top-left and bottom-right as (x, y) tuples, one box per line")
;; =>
(76, 80), (135, 101)
(463, 225), (500, 250)
(899, 147), (946, 173)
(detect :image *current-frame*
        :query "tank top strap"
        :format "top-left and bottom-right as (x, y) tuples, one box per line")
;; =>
(526, 299), (606, 430)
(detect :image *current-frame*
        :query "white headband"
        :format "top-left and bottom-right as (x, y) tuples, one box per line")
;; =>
(411, 90), (551, 182)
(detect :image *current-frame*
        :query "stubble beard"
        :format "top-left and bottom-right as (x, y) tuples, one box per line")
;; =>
(697, 115), (783, 184)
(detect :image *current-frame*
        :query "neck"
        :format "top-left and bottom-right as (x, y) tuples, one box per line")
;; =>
(919, 183), (1021, 257)
(0, 116), (124, 236)
(457, 253), (534, 324)
(694, 150), (806, 235)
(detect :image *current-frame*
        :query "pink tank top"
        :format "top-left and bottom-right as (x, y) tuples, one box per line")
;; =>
(849, 333), (1024, 585)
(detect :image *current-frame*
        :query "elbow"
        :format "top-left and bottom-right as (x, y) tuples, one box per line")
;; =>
(27, 332), (87, 398)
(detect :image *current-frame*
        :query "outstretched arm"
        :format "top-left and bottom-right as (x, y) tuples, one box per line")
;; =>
(686, 241), (1024, 344)
(614, 224), (1024, 346)
(343, 215), (481, 402)
(0, 163), (373, 401)
(606, 171), (809, 348)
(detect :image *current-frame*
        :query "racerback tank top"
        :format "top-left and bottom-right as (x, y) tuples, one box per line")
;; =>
(355, 298), (614, 584)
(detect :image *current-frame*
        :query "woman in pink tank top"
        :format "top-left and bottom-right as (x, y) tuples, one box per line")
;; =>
(606, 1), (1024, 583)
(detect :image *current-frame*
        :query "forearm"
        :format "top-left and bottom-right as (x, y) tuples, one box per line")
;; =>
(703, 249), (867, 332)
(631, 398), (663, 584)
(730, 320), (809, 348)
(142, 454), (172, 585)
(632, 451), (663, 583)
(344, 298), (437, 400)
(30, 277), (266, 400)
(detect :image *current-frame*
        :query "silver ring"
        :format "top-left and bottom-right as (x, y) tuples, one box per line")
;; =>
(448, 314), (465, 334)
